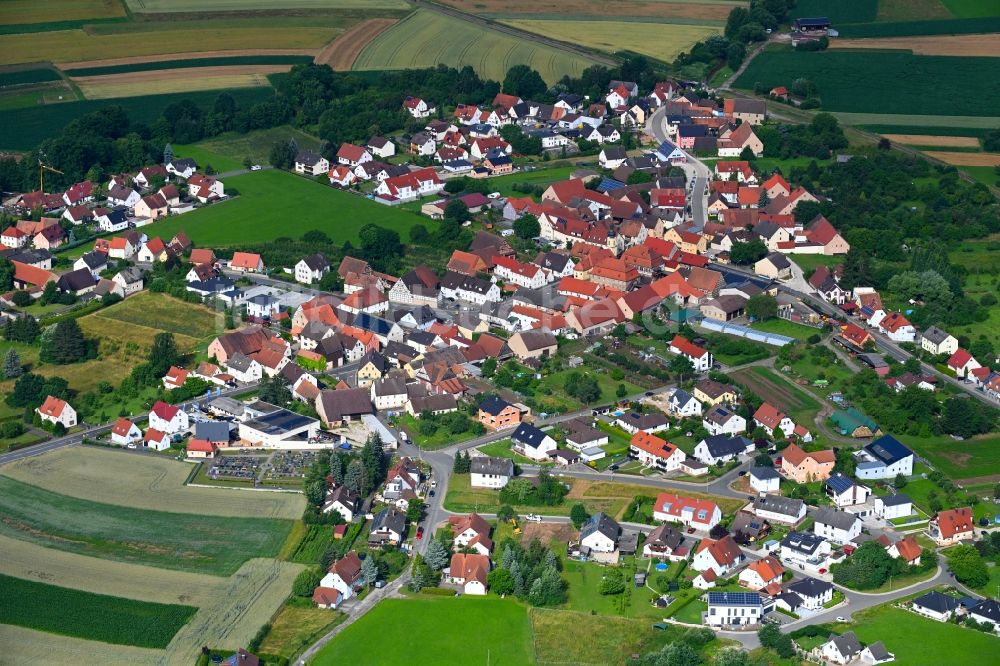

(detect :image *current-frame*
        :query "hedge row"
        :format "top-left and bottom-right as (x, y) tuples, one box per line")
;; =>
(65, 55), (314, 77)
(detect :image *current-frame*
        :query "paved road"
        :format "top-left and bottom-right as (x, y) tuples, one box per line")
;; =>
(646, 105), (711, 230)
(0, 381), (260, 467)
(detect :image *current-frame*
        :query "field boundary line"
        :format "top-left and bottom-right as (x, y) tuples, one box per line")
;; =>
(186, 481), (303, 494)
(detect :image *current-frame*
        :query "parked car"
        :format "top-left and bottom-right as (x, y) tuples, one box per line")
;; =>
(525, 514), (542, 523)
(250, 165), (262, 171)
(416, 526), (424, 540)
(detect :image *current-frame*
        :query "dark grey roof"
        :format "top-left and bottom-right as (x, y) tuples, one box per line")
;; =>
(470, 456), (514, 477)
(865, 641), (891, 661)
(243, 408), (316, 436)
(787, 576), (833, 599)
(56, 267), (98, 292)
(914, 590), (961, 614)
(371, 507), (406, 535)
(619, 411), (669, 430)
(825, 472), (856, 495)
(775, 591), (803, 609)
(511, 423), (550, 449)
(226, 352), (256, 373)
(580, 512), (620, 543)
(535, 252), (572, 273)
(704, 405), (741, 426)
(372, 374), (408, 397)
(602, 146), (627, 160)
(921, 326), (952, 345)
(295, 150), (325, 166)
(78, 251), (107, 270)
(195, 421), (231, 442)
(753, 494), (803, 518)
(646, 523), (683, 550)
(300, 253), (329, 271)
(671, 389), (696, 406)
(879, 493), (911, 507)
(169, 157), (198, 170)
(828, 632), (862, 657)
(971, 598), (1000, 623)
(409, 392), (457, 414)
(318, 388), (373, 421)
(780, 532), (825, 555)
(479, 395), (513, 416)
(441, 270), (493, 295)
(813, 507), (860, 531)
(750, 466), (780, 481)
(863, 435), (913, 465)
(115, 267), (143, 284)
(359, 351), (389, 374)
(763, 252), (791, 270)
(700, 434), (752, 458)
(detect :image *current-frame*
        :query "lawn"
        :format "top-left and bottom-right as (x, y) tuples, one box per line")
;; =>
(175, 125), (323, 170)
(0, 573), (195, 649)
(899, 432), (1000, 480)
(394, 413), (464, 450)
(312, 596), (535, 666)
(258, 598), (344, 660)
(501, 19), (719, 63)
(477, 438), (538, 464)
(560, 548), (662, 619)
(734, 49), (1000, 117)
(789, 0), (877, 24)
(0, 475), (293, 575)
(146, 169), (428, 247)
(751, 318), (823, 342)
(529, 607), (673, 666)
(486, 165), (576, 197)
(789, 254), (844, 273)
(353, 9), (601, 84)
(842, 604), (999, 665)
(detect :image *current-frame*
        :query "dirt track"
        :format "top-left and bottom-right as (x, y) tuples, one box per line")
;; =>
(882, 134), (981, 148)
(923, 151), (1000, 166)
(832, 33), (1000, 57)
(58, 49), (317, 70)
(314, 17), (397, 69)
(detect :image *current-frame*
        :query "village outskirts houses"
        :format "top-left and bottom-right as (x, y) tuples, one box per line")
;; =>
(36, 395), (77, 429)
(295, 151), (330, 176)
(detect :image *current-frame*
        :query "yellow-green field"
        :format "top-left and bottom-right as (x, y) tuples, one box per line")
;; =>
(0, 23), (339, 66)
(0, 0), (125, 25)
(353, 9), (602, 83)
(502, 19), (720, 62)
(73, 66), (281, 99)
(0, 446), (305, 519)
(125, 0), (408, 10)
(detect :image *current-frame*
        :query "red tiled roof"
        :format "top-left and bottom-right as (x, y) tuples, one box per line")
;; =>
(935, 507), (973, 539)
(38, 395), (68, 418)
(631, 432), (680, 460)
(670, 335), (708, 359)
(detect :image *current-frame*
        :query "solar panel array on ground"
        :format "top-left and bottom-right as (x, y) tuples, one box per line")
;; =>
(699, 319), (795, 347)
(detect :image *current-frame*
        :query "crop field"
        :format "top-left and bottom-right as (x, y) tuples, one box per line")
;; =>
(831, 33), (1000, 56)
(0, 67), (61, 88)
(942, 0), (1000, 17)
(63, 54), (314, 76)
(146, 169), (428, 247)
(315, 17), (399, 69)
(501, 20), (719, 62)
(881, 134), (982, 146)
(436, 0), (738, 22)
(87, 291), (221, 345)
(0, 475), (293, 575)
(353, 10), (601, 83)
(0, 86), (273, 150)
(730, 366), (821, 425)
(877, 0), (952, 21)
(789, 0), (877, 24)
(0, 573), (195, 648)
(258, 599), (344, 659)
(0, 23), (340, 67)
(1, 447), (305, 519)
(125, 0), (408, 10)
(922, 150), (1000, 166)
(74, 66), (282, 99)
(313, 596), (535, 665)
(837, 17), (1000, 37)
(838, 113), (1000, 129)
(1, 0), (125, 25)
(735, 50), (1000, 117)
(0, 624), (163, 666)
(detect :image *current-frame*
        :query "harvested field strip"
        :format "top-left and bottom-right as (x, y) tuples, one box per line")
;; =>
(63, 55), (314, 76)
(881, 134), (982, 147)
(0, 25), (340, 66)
(0, 68), (61, 88)
(125, 0), (408, 11)
(76, 67), (282, 99)
(730, 366), (821, 423)
(0, 534), (225, 606)
(923, 151), (1000, 166)
(315, 17), (399, 69)
(840, 113), (1000, 129)
(436, 0), (736, 21)
(837, 17), (1000, 38)
(0, 0), (125, 25)
(831, 34), (1000, 57)
(56, 49), (317, 70)
(0, 446), (305, 519)
(501, 19), (719, 62)
(165, 558), (303, 665)
(0, 624), (163, 666)
(0, 475), (293, 575)
(0, 573), (195, 648)
(485, 14), (725, 26)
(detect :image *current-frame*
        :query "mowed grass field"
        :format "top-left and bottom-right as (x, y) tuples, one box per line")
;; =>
(1, 446), (305, 519)
(173, 125), (323, 170)
(0, 573), (196, 648)
(0, 624), (163, 666)
(0, 475), (293, 575)
(735, 49), (1000, 116)
(501, 20), (719, 62)
(146, 169), (428, 247)
(313, 596), (536, 666)
(0, 17), (348, 66)
(353, 9), (601, 83)
(1, 0), (125, 25)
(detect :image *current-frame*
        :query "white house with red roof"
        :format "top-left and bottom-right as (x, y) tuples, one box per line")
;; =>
(187, 174), (224, 202)
(374, 168), (443, 203)
(691, 534), (744, 576)
(630, 432), (686, 472)
(230, 251), (263, 273)
(319, 551), (364, 601)
(877, 312), (915, 342)
(144, 428), (172, 451)
(753, 402), (795, 439)
(403, 96), (435, 118)
(946, 348), (981, 378)
(62, 180), (95, 206)
(162, 366), (190, 390)
(805, 216), (850, 255)
(327, 165), (356, 188)
(148, 400), (189, 434)
(715, 161), (756, 183)
(492, 255), (546, 290)
(336, 143), (372, 167)
(1, 226), (28, 249)
(653, 492), (722, 530)
(36, 395), (76, 428)
(929, 507), (974, 546)
(110, 417), (142, 446)
(669, 335), (712, 372)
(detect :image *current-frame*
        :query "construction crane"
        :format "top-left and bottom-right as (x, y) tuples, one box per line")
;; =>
(39, 161), (63, 192)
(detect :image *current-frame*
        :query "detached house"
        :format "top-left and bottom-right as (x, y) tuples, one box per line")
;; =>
(946, 348), (981, 378)
(630, 431), (686, 472)
(643, 523), (685, 560)
(148, 400), (189, 435)
(780, 444), (835, 483)
(812, 507), (862, 545)
(36, 395), (76, 429)
(854, 435), (913, 480)
(477, 396), (521, 430)
(295, 151), (330, 176)
(929, 507), (974, 546)
(230, 251), (264, 273)
(510, 423), (558, 461)
(449, 553), (490, 595)
(739, 555), (784, 591)
(110, 417), (142, 446)
(920, 326), (958, 356)
(653, 492), (721, 531)
(703, 405), (746, 436)
(336, 143), (372, 167)
(693, 434), (753, 466)
(470, 456), (513, 489)
(705, 592), (768, 628)
(319, 551), (364, 602)
(580, 512), (622, 553)
(692, 534), (744, 578)
(295, 253), (330, 285)
(669, 335), (712, 372)
(166, 158), (198, 179)
(403, 96), (435, 118)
